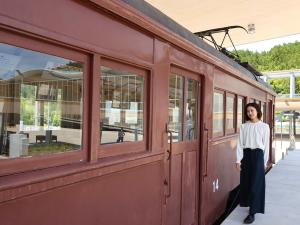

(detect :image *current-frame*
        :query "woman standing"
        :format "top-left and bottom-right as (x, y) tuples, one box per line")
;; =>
(236, 102), (270, 224)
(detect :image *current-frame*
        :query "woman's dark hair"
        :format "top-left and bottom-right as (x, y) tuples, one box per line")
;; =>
(244, 102), (262, 121)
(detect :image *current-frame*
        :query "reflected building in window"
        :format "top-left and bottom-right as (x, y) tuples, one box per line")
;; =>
(168, 73), (184, 143)
(100, 66), (144, 145)
(0, 43), (83, 159)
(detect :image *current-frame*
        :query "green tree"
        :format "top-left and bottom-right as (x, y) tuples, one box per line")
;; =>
(234, 41), (300, 94)
(296, 77), (300, 93)
(236, 41), (300, 72)
(269, 78), (290, 94)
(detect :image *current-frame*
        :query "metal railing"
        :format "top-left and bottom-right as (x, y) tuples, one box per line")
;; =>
(276, 94), (300, 99)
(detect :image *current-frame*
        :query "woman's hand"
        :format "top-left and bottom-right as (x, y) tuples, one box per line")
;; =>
(235, 162), (241, 171)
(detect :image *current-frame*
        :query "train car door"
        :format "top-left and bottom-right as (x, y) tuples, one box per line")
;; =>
(164, 67), (201, 225)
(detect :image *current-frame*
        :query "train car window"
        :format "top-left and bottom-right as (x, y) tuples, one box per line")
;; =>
(186, 79), (198, 140)
(237, 97), (244, 129)
(226, 94), (235, 133)
(169, 74), (184, 142)
(213, 91), (224, 136)
(249, 98), (255, 103)
(0, 43), (83, 160)
(261, 102), (266, 122)
(100, 66), (144, 145)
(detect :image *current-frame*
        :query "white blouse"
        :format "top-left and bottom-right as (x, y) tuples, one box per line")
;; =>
(236, 120), (270, 166)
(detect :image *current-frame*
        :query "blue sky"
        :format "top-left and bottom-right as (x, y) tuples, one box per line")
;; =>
(229, 33), (300, 53)
(0, 43), (76, 80)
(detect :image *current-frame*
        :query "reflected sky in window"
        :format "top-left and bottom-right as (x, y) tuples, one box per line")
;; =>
(0, 43), (82, 80)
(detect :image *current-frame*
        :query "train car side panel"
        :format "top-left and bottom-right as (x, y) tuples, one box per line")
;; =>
(0, 162), (164, 225)
(0, 0), (154, 64)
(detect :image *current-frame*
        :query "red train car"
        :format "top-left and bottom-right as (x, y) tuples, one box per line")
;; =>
(0, 1), (276, 225)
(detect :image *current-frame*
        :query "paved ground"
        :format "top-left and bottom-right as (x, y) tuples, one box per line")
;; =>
(274, 137), (300, 162)
(222, 146), (300, 224)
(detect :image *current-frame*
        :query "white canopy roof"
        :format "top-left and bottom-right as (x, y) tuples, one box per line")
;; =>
(145, 0), (300, 47)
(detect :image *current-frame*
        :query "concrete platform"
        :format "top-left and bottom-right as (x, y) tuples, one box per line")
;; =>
(222, 149), (300, 225)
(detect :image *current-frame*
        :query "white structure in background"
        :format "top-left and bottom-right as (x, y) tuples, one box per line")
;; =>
(263, 70), (300, 98)
(263, 70), (300, 152)
(9, 134), (29, 158)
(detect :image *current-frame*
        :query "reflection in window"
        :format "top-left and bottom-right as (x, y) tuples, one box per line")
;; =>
(0, 43), (83, 159)
(261, 103), (265, 122)
(226, 95), (234, 131)
(237, 98), (243, 129)
(213, 92), (224, 135)
(186, 79), (198, 140)
(100, 66), (144, 145)
(168, 74), (183, 142)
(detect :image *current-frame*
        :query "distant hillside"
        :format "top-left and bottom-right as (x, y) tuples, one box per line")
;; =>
(234, 41), (300, 94)
(236, 41), (300, 72)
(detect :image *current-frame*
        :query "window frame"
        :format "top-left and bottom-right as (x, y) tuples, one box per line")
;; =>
(0, 29), (90, 176)
(261, 101), (266, 122)
(97, 58), (149, 158)
(170, 66), (201, 145)
(237, 95), (245, 131)
(164, 66), (202, 156)
(249, 98), (256, 103)
(168, 70), (185, 143)
(213, 89), (225, 138)
(225, 92), (236, 135)
(185, 77), (199, 142)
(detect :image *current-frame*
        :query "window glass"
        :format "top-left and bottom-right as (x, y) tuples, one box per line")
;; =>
(168, 74), (184, 142)
(237, 98), (243, 129)
(186, 79), (198, 140)
(0, 43), (83, 159)
(213, 92), (224, 135)
(261, 103), (265, 122)
(100, 66), (144, 144)
(226, 95), (234, 131)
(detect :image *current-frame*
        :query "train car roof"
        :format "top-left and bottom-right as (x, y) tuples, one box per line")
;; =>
(122, 0), (274, 91)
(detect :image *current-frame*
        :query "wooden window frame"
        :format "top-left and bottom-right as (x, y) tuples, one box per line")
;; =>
(0, 29), (90, 176)
(237, 96), (245, 132)
(97, 58), (150, 158)
(169, 69), (185, 144)
(213, 89), (225, 138)
(262, 102), (266, 122)
(164, 66), (202, 156)
(185, 77), (200, 142)
(225, 92), (236, 135)
(257, 100), (261, 120)
(170, 66), (201, 145)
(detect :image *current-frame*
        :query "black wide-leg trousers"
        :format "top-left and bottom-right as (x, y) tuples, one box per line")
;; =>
(240, 148), (265, 214)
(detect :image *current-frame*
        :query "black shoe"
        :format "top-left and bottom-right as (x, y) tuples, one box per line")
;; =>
(243, 214), (255, 224)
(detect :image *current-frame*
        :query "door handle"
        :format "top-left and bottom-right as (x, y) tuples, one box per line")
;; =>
(203, 124), (209, 177)
(166, 149), (171, 160)
(164, 123), (173, 198)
